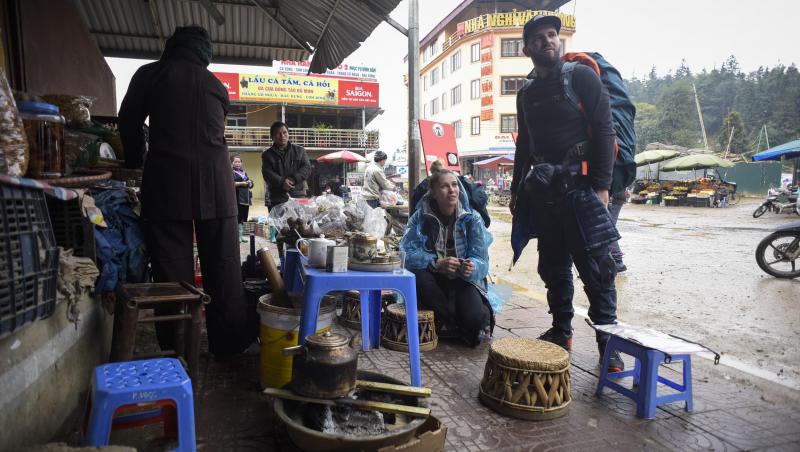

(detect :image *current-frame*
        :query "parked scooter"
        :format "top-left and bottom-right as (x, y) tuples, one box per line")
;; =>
(753, 186), (799, 218)
(755, 221), (800, 278)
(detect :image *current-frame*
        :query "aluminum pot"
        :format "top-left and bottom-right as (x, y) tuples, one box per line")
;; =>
(282, 331), (358, 399)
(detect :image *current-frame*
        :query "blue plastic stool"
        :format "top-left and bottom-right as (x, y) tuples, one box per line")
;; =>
(596, 336), (693, 419)
(282, 249), (304, 293)
(298, 266), (422, 387)
(82, 358), (196, 451)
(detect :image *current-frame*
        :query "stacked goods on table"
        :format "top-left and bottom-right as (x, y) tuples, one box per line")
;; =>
(630, 178), (733, 208)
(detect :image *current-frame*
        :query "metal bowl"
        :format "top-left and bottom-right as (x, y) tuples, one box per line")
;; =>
(273, 370), (429, 451)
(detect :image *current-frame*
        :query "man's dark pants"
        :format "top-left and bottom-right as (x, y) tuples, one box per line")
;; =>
(607, 193), (625, 263)
(145, 216), (252, 357)
(534, 198), (618, 344)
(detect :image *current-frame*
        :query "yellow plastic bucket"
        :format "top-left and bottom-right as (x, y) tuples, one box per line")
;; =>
(258, 293), (336, 389)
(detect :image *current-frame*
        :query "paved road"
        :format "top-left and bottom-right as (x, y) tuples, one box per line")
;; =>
(487, 199), (800, 391)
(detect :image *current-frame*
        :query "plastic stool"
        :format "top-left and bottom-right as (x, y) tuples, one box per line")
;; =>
(82, 358), (196, 451)
(596, 336), (693, 419)
(282, 249), (304, 293)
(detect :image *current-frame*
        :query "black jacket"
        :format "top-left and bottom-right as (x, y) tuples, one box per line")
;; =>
(233, 170), (253, 205)
(120, 30), (235, 220)
(260, 142), (312, 206)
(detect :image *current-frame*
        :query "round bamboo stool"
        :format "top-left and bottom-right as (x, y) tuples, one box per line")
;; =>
(338, 290), (397, 330)
(380, 304), (438, 352)
(479, 338), (571, 420)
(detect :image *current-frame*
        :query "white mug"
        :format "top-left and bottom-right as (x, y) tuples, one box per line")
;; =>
(296, 238), (335, 267)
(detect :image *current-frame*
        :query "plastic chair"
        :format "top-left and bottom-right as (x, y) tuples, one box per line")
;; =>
(298, 266), (422, 387)
(82, 358), (196, 451)
(596, 336), (693, 419)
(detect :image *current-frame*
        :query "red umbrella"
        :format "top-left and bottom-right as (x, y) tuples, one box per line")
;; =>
(317, 150), (368, 163)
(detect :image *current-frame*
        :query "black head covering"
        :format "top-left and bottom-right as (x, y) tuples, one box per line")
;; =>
(162, 26), (213, 66)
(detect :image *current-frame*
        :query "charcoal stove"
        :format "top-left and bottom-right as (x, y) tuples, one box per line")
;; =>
(272, 371), (429, 451)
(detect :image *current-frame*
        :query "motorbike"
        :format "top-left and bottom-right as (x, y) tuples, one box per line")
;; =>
(753, 186), (799, 218)
(755, 221), (800, 279)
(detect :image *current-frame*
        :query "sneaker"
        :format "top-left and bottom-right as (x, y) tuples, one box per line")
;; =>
(538, 327), (573, 352)
(598, 342), (625, 373)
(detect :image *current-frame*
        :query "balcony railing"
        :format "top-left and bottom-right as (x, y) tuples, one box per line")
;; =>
(225, 127), (379, 150)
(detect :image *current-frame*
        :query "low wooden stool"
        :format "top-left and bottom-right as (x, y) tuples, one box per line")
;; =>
(479, 338), (571, 420)
(380, 304), (438, 352)
(339, 290), (396, 330)
(110, 282), (210, 380)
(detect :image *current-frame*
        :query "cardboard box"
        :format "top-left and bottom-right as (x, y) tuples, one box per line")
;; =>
(378, 415), (447, 452)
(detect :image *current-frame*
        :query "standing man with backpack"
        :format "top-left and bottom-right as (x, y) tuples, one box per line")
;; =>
(510, 15), (625, 372)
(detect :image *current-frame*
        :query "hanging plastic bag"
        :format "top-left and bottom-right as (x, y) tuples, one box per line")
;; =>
(0, 68), (28, 176)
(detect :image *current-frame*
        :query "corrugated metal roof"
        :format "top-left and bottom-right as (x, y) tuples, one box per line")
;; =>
(74, 0), (402, 68)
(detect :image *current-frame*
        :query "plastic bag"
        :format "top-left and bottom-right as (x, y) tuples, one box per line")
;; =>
(343, 199), (367, 231)
(42, 94), (95, 127)
(362, 204), (387, 239)
(312, 206), (346, 238)
(379, 190), (397, 207)
(0, 68), (28, 176)
(314, 193), (345, 212)
(268, 198), (312, 235)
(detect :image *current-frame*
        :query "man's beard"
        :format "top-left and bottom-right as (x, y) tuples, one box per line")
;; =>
(532, 50), (559, 68)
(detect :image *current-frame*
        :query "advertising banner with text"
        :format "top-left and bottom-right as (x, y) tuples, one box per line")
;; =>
(419, 120), (460, 174)
(212, 72), (379, 107)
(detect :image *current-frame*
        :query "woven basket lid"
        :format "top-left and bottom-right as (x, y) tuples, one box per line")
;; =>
(386, 303), (435, 321)
(489, 338), (570, 371)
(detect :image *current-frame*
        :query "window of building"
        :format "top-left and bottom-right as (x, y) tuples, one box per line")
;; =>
(450, 50), (461, 72)
(441, 61), (447, 79)
(453, 120), (462, 138)
(501, 76), (526, 95)
(431, 67), (439, 86)
(423, 103), (428, 119)
(226, 117), (247, 127)
(500, 114), (518, 133)
(441, 92), (447, 110)
(431, 97), (439, 115)
(559, 39), (566, 57)
(470, 79), (480, 99)
(471, 116), (480, 135)
(430, 37), (439, 58)
(470, 42), (480, 63)
(451, 85), (462, 105)
(500, 38), (525, 57)
(422, 48), (427, 63)
(423, 74), (429, 91)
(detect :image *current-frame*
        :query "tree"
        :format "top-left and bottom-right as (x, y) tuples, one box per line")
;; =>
(656, 81), (701, 147)
(675, 59), (693, 79)
(634, 102), (659, 152)
(718, 111), (748, 154)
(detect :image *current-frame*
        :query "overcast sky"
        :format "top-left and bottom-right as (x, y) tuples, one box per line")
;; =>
(107, 0), (800, 155)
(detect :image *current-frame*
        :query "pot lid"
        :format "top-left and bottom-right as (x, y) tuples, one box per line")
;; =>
(306, 331), (349, 348)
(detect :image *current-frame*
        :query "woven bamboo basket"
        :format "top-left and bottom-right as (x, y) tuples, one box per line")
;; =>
(380, 303), (438, 352)
(479, 338), (571, 420)
(338, 290), (396, 330)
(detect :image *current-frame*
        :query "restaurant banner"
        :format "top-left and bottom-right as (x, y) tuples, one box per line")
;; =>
(212, 72), (379, 107)
(418, 120), (460, 173)
(480, 33), (494, 121)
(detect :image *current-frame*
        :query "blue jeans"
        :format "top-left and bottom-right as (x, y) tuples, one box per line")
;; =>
(534, 198), (618, 342)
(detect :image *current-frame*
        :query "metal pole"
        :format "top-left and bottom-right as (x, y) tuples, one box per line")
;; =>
(692, 83), (709, 150)
(281, 104), (285, 122)
(408, 0), (421, 210)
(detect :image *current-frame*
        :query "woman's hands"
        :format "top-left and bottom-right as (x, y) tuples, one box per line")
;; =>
(435, 257), (474, 278)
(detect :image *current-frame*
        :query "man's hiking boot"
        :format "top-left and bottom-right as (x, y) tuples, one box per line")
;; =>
(598, 341), (625, 373)
(538, 327), (573, 352)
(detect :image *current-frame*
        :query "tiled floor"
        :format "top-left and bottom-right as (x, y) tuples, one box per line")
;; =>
(190, 291), (800, 451)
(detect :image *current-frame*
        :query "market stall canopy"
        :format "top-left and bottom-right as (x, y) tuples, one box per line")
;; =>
(474, 154), (514, 170)
(634, 149), (682, 167)
(752, 139), (800, 162)
(660, 154), (735, 172)
(74, 0), (402, 71)
(317, 150), (368, 163)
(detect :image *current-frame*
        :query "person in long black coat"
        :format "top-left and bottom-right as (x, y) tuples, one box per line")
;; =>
(119, 26), (253, 357)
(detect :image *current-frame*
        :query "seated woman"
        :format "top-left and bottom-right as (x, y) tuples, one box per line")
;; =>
(400, 170), (493, 347)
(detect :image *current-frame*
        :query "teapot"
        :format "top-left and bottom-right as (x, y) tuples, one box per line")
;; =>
(282, 331), (358, 399)
(296, 237), (335, 267)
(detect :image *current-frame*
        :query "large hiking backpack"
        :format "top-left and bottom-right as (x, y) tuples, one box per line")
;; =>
(519, 55), (637, 195)
(560, 52), (637, 195)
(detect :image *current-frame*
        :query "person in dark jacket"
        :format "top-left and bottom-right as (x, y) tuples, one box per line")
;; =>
(511, 15), (623, 372)
(119, 26), (253, 358)
(232, 155), (254, 242)
(261, 122), (312, 208)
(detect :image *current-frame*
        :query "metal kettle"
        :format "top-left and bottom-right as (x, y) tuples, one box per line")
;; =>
(282, 331), (358, 399)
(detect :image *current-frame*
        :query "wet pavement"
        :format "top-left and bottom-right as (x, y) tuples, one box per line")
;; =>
(187, 289), (800, 451)
(488, 199), (800, 391)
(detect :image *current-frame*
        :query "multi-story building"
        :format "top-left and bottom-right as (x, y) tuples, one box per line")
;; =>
(409, 0), (575, 177)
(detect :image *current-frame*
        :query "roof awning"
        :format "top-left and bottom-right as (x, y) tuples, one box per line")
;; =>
(474, 154), (514, 169)
(74, 0), (402, 71)
(752, 139), (800, 162)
